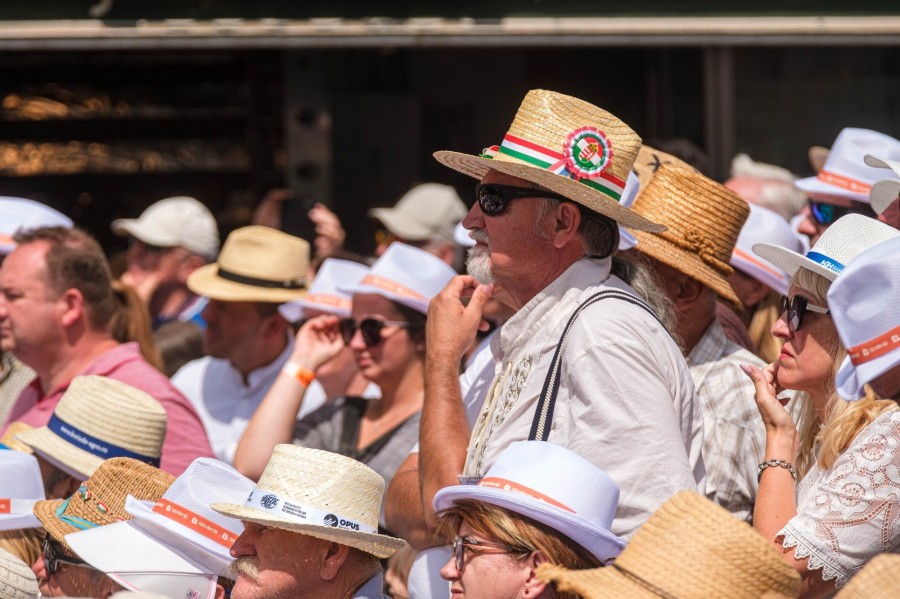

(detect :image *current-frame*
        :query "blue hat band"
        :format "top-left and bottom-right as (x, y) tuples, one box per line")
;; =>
(47, 414), (160, 466)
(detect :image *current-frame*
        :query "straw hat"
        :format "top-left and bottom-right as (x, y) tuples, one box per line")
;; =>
(753, 213), (899, 283)
(0, 197), (72, 256)
(33, 457), (175, 551)
(0, 423), (33, 455)
(279, 259), (369, 323)
(632, 144), (697, 191)
(0, 547), (38, 599)
(434, 89), (663, 232)
(537, 491), (801, 599)
(212, 444), (406, 559)
(368, 183), (468, 243)
(833, 554), (900, 598)
(863, 154), (900, 215)
(111, 196), (220, 261)
(16, 375), (167, 480)
(0, 451), (43, 531)
(187, 225), (310, 303)
(630, 164), (749, 309)
(731, 204), (805, 296)
(434, 441), (626, 564)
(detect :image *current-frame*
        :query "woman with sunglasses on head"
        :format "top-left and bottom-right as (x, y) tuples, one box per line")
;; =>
(743, 214), (900, 597)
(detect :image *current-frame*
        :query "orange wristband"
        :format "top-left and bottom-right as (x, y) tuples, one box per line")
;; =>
(282, 361), (315, 387)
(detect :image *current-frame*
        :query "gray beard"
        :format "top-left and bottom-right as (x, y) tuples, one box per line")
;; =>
(466, 246), (494, 285)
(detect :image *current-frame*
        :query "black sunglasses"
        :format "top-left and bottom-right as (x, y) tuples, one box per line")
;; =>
(475, 184), (569, 216)
(42, 535), (95, 575)
(808, 199), (875, 226)
(780, 295), (830, 333)
(339, 318), (416, 347)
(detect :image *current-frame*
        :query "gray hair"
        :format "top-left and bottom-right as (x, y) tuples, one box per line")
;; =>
(611, 253), (681, 346)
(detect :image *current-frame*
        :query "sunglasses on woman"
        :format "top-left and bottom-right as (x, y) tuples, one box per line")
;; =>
(807, 199), (875, 226)
(450, 536), (528, 573)
(475, 184), (569, 216)
(780, 295), (830, 333)
(42, 535), (96, 575)
(339, 318), (416, 347)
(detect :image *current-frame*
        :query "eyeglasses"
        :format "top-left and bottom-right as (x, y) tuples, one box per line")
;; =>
(339, 318), (416, 347)
(42, 535), (96, 575)
(475, 184), (569, 216)
(808, 199), (875, 226)
(780, 295), (830, 333)
(450, 536), (527, 572)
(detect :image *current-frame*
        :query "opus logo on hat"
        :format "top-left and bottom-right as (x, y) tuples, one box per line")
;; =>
(278, 258), (369, 323)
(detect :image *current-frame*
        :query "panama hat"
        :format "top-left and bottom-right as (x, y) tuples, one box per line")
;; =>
(434, 441), (626, 564)
(827, 236), (900, 400)
(434, 89), (663, 232)
(16, 375), (167, 480)
(795, 128), (900, 202)
(0, 547), (38, 599)
(537, 491), (801, 599)
(212, 444), (406, 559)
(630, 164), (749, 309)
(338, 242), (456, 314)
(754, 213), (899, 283)
(863, 154), (900, 215)
(66, 458), (254, 599)
(368, 183), (468, 243)
(34, 458), (175, 551)
(112, 196), (219, 261)
(833, 554), (900, 598)
(0, 451), (44, 531)
(731, 204), (805, 296)
(279, 259), (369, 323)
(187, 225), (310, 304)
(0, 197), (72, 256)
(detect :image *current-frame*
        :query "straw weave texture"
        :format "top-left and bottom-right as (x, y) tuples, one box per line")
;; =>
(633, 145), (697, 191)
(834, 554), (900, 598)
(0, 547), (38, 599)
(630, 164), (749, 309)
(0, 422), (33, 454)
(539, 492), (800, 599)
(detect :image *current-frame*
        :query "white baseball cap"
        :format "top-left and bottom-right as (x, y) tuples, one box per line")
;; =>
(731, 204), (804, 296)
(0, 450), (44, 532)
(864, 154), (900, 216)
(0, 197), (72, 256)
(112, 196), (219, 261)
(279, 259), (369, 322)
(368, 183), (467, 243)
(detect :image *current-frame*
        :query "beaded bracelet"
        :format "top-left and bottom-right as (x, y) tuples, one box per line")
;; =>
(757, 459), (797, 483)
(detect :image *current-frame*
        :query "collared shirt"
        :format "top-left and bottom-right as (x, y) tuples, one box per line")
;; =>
(464, 257), (705, 539)
(1, 342), (213, 476)
(687, 319), (767, 522)
(353, 572), (389, 599)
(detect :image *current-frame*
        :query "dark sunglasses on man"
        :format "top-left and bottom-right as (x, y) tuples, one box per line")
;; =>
(42, 534), (96, 575)
(807, 198), (875, 227)
(475, 184), (569, 216)
(339, 318), (417, 347)
(780, 295), (830, 333)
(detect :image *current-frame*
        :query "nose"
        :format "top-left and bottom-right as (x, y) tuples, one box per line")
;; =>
(461, 199), (486, 230)
(770, 310), (791, 340)
(229, 530), (256, 558)
(348, 325), (367, 352)
(439, 555), (460, 582)
(795, 205), (819, 239)
(31, 555), (47, 580)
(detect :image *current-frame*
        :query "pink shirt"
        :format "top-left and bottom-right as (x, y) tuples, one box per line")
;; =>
(1, 342), (214, 476)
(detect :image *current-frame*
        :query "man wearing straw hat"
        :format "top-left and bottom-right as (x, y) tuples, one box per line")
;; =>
(171, 225), (311, 465)
(419, 89), (703, 542)
(627, 164), (767, 522)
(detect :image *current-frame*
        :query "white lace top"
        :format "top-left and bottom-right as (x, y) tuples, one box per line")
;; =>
(779, 408), (900, 589)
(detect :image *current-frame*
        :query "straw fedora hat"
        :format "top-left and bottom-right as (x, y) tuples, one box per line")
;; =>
(212, 444), (406, 559)
(0, 422), (33, 454)
(187, 225), (310, 303)
(34, 457), (175, 551)
(0, 547), (38, 599)
(16, 375), (167, 480)
(630, 164), (749, 309)
(538, 491), (801, 599)
(833, 554), (900, 598)
(434, 89), (663, 232)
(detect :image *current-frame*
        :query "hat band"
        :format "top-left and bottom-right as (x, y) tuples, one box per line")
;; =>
(47, 414), (161, 466)
(656, 228), (732, 276)
(217, 267), (307, 290)
(244, 488), (376, 534)
(0, 498), (36, 515)
(849, 324), (900, 366)
(478, 477), (574, 513)
(359, 274), (426, 300)
(305, 294), (352, 311)
(152, 498), (239, 548)
(496, 133), (625, 201)
(817, 169), (872, 194)
(805, 251), (845, 274)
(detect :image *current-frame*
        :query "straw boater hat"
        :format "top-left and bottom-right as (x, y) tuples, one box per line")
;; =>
(34, 457), (175, 551)
(630, 163), (749, 309)
(0, 547), (38, 599)
(16, 375), (167, 480)
(212, 444), (406, 559)
(537, 491), (801, 599)
(434, 89), (664, 232)
(833, 554), (900, 598)
(0, 451), (44, 531)
(187, 225), (310, 304)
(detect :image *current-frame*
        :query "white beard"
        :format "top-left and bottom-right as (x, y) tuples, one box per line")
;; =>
(465, 228), (494, 284)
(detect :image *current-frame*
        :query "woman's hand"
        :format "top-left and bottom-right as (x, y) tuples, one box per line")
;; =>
(742, 362), (799, 457)
(292, 315), (345, 371)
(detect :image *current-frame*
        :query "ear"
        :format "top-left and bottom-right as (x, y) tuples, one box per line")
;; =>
(522, 551), (550, 598)
(550, 202), (582, 248)
(319, 542), (351, 581)
(673, 275), (706, 311)
(214, 583), (226, 599)
(58, 288), (85, 328)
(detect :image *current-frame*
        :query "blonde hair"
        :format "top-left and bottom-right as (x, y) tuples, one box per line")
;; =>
(0, 527), (42, 566)
(748, 290), (783, 363)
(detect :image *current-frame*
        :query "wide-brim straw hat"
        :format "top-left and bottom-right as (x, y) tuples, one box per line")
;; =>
(16, 375), (167, 480)
(213, 445), (406, 559)
(0, 422), (33, 454)
(833, 554), (900, 598)
(33, 457), (175, 551)
(632, 144), (697, 191)
(0, 547), (38, 599)
(187, 225), (310, 304)
(433, 89), (663, 233)
(537, 491), (801, 599)
(630, 163), (749, 309)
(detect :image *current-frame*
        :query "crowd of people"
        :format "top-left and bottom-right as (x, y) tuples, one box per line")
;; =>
(1, 88), (899, 599)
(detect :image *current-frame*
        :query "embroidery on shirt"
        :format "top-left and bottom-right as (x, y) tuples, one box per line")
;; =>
(486, 355), (533, 443)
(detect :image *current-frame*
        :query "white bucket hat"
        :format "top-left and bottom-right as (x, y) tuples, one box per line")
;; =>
(279, 259), (369, 323)
(0, 547), (38, 599)
(338, 242), (457, 314)
(66, 458), (254, 599)
(794, 128), (900, 202)
(731, 204), (804, 296)
(16, 375), (167, 480)
(827, 236), (900, 400)
(368, 183), (468, 243)
(212, 444), (406, 559)
(0, 197), (72, 256)
(0, 451), (44, 531)
(433, 441), (626, 564)
(112, 196), (220, 261)
(753, 213), (900, 283)
(864, 154), (900, 215)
